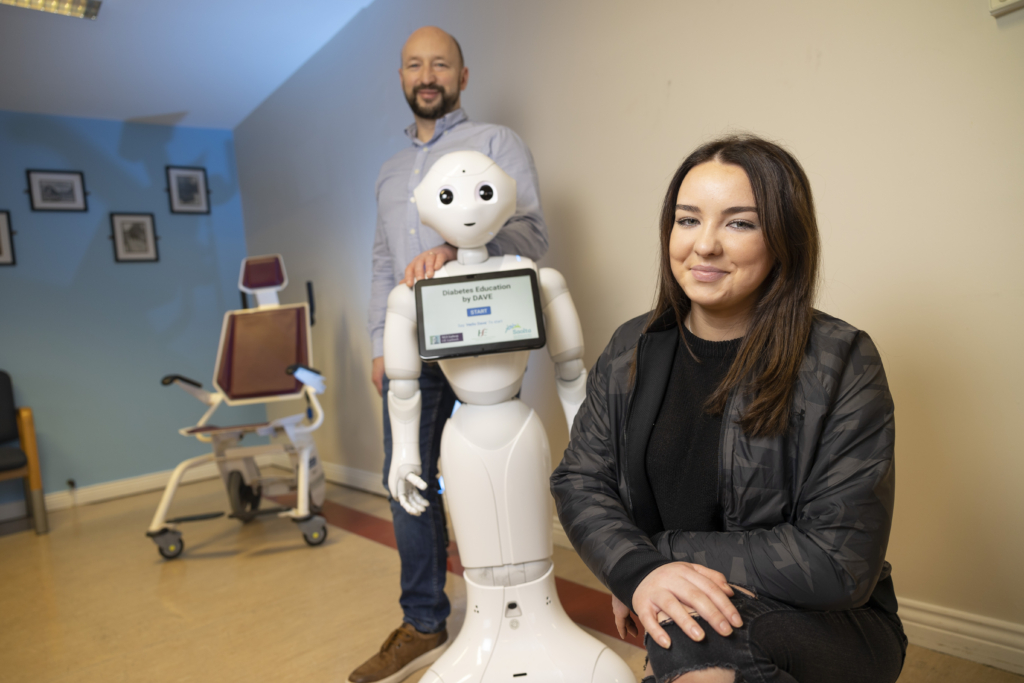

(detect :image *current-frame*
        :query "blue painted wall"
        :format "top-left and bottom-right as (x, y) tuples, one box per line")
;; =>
(0, 110), (265, 513)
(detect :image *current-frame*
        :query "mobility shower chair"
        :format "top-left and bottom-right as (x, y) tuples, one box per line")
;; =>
(146, 255), (328, 559)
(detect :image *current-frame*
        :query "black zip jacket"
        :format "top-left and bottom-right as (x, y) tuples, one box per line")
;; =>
(550, 310), (897, 613)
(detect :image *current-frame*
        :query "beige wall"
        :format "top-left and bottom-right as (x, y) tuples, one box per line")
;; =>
(235, 0), (1024, 628)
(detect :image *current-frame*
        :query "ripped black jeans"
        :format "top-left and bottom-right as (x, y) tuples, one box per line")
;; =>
(644, 587), (907, 683)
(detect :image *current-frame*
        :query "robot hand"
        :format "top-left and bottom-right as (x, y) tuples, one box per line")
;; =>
(388, 459), (431, 516)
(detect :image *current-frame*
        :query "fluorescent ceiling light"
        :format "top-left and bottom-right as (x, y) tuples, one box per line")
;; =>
(0, 0), (101, 20)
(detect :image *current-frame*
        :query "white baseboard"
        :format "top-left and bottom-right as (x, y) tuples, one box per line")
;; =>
(552, 517), (573, 549)
(899, 597), (1024, 675)
(321, 462), (387, 496)
(42, 452), (293, 512)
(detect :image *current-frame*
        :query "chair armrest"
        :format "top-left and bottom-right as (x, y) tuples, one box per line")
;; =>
(15, 407), (43, 492)
(161, 374), (217, 405)
(286, 364), (325, 394)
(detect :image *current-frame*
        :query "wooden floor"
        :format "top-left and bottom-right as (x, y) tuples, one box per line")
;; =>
(0, 477), (1019, 683)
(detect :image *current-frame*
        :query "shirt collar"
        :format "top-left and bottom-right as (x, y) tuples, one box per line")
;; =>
(405, 108), (469, 146)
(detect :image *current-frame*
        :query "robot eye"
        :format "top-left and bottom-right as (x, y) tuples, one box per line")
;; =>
(478, 184), (494, 201)
(439, 188), (454, 205)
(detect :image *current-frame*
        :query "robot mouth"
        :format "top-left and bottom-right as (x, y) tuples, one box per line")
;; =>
(464, 222), (476, 226)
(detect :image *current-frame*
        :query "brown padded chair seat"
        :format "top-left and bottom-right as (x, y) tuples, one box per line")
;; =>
(184, 422), (271, 436)
(216, 306), (309, 401)
(242, 256), (285, 290)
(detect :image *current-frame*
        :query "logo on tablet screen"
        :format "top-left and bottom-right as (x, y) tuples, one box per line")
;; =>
(467, 307), (491, 316)
(430, 333), (464, 345)
(505, 324), (533, 336)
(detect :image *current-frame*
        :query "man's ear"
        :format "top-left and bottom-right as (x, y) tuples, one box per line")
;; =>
(460, 67), (469, 91)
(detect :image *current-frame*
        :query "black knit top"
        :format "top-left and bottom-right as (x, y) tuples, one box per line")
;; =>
(645, 326), (741, 533)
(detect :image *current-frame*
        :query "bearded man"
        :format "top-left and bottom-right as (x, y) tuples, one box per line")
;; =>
(353, 26), (548, 683)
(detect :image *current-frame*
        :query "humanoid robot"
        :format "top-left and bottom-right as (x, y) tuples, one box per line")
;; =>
(383, 151), (633, 683)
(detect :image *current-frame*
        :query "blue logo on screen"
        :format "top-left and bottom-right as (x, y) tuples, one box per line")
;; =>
(467, 306), (491, 317)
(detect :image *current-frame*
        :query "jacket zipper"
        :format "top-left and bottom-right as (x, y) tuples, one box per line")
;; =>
(621, 335), (647, 518)
(717, 390), (735, 528)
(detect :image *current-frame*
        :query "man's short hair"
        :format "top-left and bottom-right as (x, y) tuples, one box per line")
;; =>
(400, 30), (465, 70)
(451, 35), (465, 70)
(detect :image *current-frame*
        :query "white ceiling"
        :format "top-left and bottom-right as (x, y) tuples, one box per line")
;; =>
(0, 0), (374, 129)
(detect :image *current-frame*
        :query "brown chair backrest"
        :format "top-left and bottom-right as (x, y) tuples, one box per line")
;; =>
(214, 305), (309, 402)
(241, 255), (286, 290)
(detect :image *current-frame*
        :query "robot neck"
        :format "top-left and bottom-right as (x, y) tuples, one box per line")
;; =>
(457, 246), (489, 265)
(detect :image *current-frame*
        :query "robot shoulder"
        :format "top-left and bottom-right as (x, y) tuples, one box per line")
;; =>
(386, 283), (416, 318)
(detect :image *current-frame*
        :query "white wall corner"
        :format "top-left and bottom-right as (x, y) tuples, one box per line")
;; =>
(321, 461), (387, 496)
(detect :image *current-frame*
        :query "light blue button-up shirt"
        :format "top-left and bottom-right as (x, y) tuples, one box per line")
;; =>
(368, 109), (548, 358)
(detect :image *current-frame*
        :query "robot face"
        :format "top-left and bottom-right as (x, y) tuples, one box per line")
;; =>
(414, 151), (516, 248)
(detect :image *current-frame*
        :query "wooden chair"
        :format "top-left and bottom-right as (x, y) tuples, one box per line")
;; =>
(0, 370), (48, 534)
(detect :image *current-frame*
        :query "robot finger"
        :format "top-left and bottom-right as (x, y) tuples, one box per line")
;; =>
(408, 489), (430, 511)
(399, 492), (425, 516)
(405, 472), (429, 491)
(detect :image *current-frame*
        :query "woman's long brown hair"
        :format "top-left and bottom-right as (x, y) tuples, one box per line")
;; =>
(647, 135), (820, 438)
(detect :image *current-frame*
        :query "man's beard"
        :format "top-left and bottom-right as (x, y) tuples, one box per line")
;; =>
(406, 83), (460, 120)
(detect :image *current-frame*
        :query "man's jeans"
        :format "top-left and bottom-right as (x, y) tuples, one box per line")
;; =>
(381, 363), (458, 634)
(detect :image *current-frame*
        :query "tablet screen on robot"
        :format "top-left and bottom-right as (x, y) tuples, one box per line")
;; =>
(415, 268), (547, 360)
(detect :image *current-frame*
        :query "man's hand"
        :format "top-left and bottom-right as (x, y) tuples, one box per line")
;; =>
(372, 356), (385, 396)
(612, 594), (639, 640)
(403, 244), (457, 288)
(632, 562), (743, 648)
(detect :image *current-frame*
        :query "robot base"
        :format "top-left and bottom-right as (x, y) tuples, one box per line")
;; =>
(421, 564), (635, 683)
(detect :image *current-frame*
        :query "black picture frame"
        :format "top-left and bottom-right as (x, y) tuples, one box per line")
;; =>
(110, 213), (159, 262)
(0, 211), (15, 266)
(166, 166), (210, 214)
(414, 268), (547, 361)
(26, 170), (88, 211)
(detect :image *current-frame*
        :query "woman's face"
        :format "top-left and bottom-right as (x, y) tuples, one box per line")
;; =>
(669, 161), (775, 329)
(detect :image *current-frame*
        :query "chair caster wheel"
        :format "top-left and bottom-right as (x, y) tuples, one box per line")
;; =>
(152, 530), (184, 559)
(303, 524), (327, 546)
(296, 515), (327, 546)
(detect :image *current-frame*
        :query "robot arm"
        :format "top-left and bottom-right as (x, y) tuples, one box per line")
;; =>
(383, 284), (430, 515)
(539, 268), (587, 430)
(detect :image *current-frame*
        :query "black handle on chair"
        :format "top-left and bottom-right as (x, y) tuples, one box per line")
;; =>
(161, 374), (202, 388)
(306, 281), (316, 327)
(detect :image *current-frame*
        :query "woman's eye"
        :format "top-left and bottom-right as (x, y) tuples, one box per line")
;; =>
(439, 189), (454, 205)
(729, 220), (757, 230)
(675, 217), (698, 227)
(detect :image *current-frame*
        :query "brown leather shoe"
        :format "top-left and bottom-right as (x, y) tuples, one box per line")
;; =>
(348, 623), (449, 683)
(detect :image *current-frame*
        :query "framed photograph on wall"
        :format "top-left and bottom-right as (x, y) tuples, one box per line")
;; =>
(110, 213), (159, 262)
(27, 170), (88, 211)
(0, 211), (15, 266)
(166, 166), (210, 214)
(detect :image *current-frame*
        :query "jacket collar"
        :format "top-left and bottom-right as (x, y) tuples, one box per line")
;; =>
(624, 318), (679, 536)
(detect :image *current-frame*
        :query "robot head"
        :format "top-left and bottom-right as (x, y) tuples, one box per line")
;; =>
(413, 151), (516, 249)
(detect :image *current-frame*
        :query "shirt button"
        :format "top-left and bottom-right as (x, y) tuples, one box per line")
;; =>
(409, 229), (415, 235)
(414, 168), (420, 174)
(410, 197), (416, 203)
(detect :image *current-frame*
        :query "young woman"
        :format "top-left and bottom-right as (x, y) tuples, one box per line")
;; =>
(550, 136), (906, 683)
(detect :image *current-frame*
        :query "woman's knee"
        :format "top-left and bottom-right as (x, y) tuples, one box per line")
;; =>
(670, 668), (736, 683)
